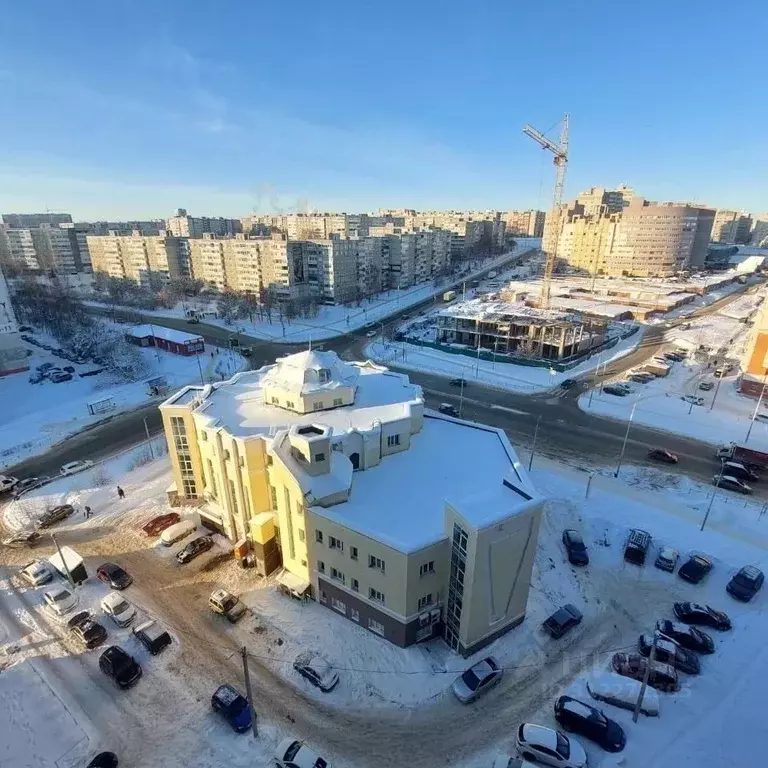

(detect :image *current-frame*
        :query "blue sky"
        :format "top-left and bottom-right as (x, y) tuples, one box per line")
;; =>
(0, 1), (765, 219)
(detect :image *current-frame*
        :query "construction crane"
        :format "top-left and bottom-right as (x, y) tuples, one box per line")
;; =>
(523, 114), (569, 309)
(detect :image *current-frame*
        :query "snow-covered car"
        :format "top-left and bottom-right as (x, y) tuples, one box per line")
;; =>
(654, 545), (679, 573)
(611, 652), (679, 692)
(209, 589), (247, 623)
(586, 672), (659, 717)
(673, 602), (731, 631)
(274, 738), (333, 768)
(20, 560), (53, 586)
(293, 651), (339, 693)
(0, 475), (18, 494)
(515, 723), (587, 768)
(681, 395), (705, 406)
(451, 656), (503, 703)
(43, 586), (79, 616)
(69, 613), (108, 650)
(60, 460), (94, 476)
(2, 530), (41, 548)
(638, 633), (700, 675)
(101, 592), (137, 627)
(655, 620), (714, 654)
(13, 477), (43, 498)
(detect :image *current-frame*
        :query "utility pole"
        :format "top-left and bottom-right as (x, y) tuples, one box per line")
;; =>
(709, 362), (724, 412)
(196, 354), (205, 386)
(241, 646), (258, 737)
(701, 462), (726, 531)
(143, 418), (154, 459)
(615, 402), (637, 478)
(51, 533), (74, 589)
(528, 415), (542, 471)
(633, 634), (656, 722)
(745, 368), (768, 443)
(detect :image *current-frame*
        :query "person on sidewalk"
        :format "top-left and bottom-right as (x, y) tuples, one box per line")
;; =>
(116, 486), (125, 500)
(85, 506), (92, 519)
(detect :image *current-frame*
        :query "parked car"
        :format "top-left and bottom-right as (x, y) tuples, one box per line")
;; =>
(638, 633), (700, 675)
(51, 372), (73, 383)
(553, 695), (625, 752)
(133, 620), (172, 655)
(699, 381), (715, 391)
(628, 373), (653, 384)
(603, 385), (628, 397)
(0, 475), (18, 493)
(211, 684), (252, 732)
(713, 474), (752, 494)
(85, 752), (118, 768)
(209, 589), (247, 623)
(515, 724), (587, 768)
(36, 504), (74, 528)
(562, 530), (589, 566)
(274, 739), (332, 768)
(674, 602), (731, 631)
(96, 563), (133, 590)
(542, 604), (583, 639)
(176, 535), (214, 564)
(681, 395), (704, 406)
(60, 460), (94, 476)
(451, 656), (503, 703)
(20, 560), (53, 586)
(142, 512), (181, 537)
(623, 528), (651, 566)
(611, 652), (679, 692)
(655, 620), (714, 654)
(101, 592), (137, 627)
(99, 646), (142, 688)
(3, 530), (41, 548)
(43, 586), (79, 616)
(721, 461), (759, 482)
(438, 403), (459, 417)
(293, 651), (340, 693)
(69, 612), (108, 649)
(13, 477), (43, 498)
(647, 448), (678, 464)
(586, 672), (659, 717)
(678, 554), (713, 584)
(160, 519), (197, 546)
(449, 378), (467, 387)
(726, 565), (764, 602)
(654, 546), (680, 573)
(365, 330), (377, 338)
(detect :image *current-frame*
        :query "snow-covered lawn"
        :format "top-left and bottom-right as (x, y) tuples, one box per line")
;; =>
(365, 329), (643, 394)
(0, 334), (244, 469)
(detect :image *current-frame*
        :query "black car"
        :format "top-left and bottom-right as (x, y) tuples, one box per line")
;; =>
(86, 753), (118, 768)
(99, 646), (142, 688)
(562, 529), (589, 566)
(96, 563), (133, 590)
(655, 620), (714, 654)
(721, 461), (759, 482)
(133, 620), (172, 655)
(176, 535), (214, 564)
(542, 604), (583, 639)
(638, 634), (700, 675)
(449, 378), (467, 387)
(674, 602), (731, 631)
(553, 695), (625, 752)
(678, 554), (713, 584)
(560, 379), (576, 389)
(726, 566), (764, 602)
(437, 403), (459, 417)
(603, 385), (628, 397)
(611, 652), (679, 692)
(647, 448), (678, 464)
(70, 613), (108, 650)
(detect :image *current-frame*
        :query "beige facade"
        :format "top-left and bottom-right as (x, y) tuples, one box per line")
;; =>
(166, 209), (240, 238)
(505, 210), (545, 238)
(0, 223), (91, 275)
(711, 209), (753, 244)
(87, 232), (184, 284)
(160, 350), (543, 655)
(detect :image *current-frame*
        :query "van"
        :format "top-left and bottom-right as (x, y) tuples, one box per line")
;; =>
(160, 520), (197, 547)
(586, 672), (659, 717)
(623, 528), (651, 566)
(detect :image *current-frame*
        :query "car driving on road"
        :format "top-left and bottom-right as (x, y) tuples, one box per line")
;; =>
(674, 602), (731, 631)
(437, 403), (459, 417)
(647, 448), (678, 464)
(713, 474), (752, 494)
(678, 554), (713, 584)
(515, 723), (587, 768)
(655, 620), (714, 654)
(176, 535), (214, 564)
(451, 656), (503, 703)
(553, 695), (625, 752)
(60, 460), (94, 476)
(562, 530), (589, 566)
(99, 646), (142, 688)
(726, 565), (764, 602)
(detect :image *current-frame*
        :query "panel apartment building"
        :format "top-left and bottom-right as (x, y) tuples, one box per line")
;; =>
(0, 262), (28, 375)
(87, 231), (185, 285)
(166, 208), (242, 238)
(711, 210), (753, 245)
(0, 218), (93, 275)
(160, 350), (543, 655)
(504, 210), (546, 238)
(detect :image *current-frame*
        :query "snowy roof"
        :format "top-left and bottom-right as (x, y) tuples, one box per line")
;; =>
(438, 297), (576, 325)
(261, 349), (358, 395)
(312, 416), (540, 553)
(129, 324), (203, 345)
(192, 359), (421, 438)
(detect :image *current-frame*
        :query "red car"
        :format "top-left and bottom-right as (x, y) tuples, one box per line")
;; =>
(142, 513), (180, 537)
(647, 448), (678, 464)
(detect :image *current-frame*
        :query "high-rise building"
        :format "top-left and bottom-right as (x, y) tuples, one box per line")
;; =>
(1, 212), (72, 228)
(751, 217), (768, 248)
(166, 209), (242, 238)
(87, 232), (185, 285)
(0, 263), (28, 375)
(711, 210), (753, 244)
(0, 222), (91, 274)
(505, 210), (545, 238)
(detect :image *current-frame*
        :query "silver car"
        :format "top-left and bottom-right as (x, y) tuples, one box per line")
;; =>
(451, 655), (503, 703)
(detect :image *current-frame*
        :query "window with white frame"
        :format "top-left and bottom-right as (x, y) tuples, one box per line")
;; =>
(313, 401), (323, 410)
(368, 555), (385, 573)
(386, 434), (400, 447)
(331, 597), (346, 614)
(419, 561), (435, 577)
(330, 567), (345, 584)
(417, 594), (433, 610)
(368, 588), (385, 604)
(316, 530), (323, 543)
(351, 578), (359, 592)
(329, 536), (344, 552)
(333, 398), (343, 407)
(368, 618), (385, 635)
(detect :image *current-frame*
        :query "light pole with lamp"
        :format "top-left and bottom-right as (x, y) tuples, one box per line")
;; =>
(745, 368), (768, 444)
(701, 461), (727, 531)
(614, 402), (637, 478)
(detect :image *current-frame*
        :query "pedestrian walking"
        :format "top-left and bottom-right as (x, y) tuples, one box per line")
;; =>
(116, 486), (125, 500)
(85, 506), (92, 519)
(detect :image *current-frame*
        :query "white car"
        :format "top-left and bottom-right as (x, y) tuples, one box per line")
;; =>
(274, 738), (333, 768)
(451, 656), (503, 703)
(20, 560), (53, 586)
(43, 586), (79, 616)
(101, 592), (137, 627)
(0, 475), (18, 493)
(60, 460), (94, 477)
(515, 723), (587, 768)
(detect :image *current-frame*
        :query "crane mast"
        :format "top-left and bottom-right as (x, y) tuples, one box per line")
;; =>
(522, 114), (569, 309)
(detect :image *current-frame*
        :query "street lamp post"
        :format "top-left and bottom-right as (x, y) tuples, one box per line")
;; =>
(701, 461), (726, 531)
(745, 369), (768, 444)
(528, 415), (542, 471)
(614, 402), (637, 478)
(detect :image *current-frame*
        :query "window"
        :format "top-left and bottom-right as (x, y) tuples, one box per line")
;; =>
(419, 561), (435, 577)
(329, 536), (344, 552)
(331, 597), (346, 614)
(300, 559), (307, 567)
(316, 530), (324, 543)
(333, 398), (343, 407)
(369, 588), (385, 604)
(350, 546), (358, 561)
(229, 479), (239, 516)
(269, 485), (277, 509)
(319, 590), (327, 604)
(298, 529), (305, 542)
(317, 560), (325, 573)
(330, 567), (345, 585)
(286, 400), (295, 409)
(182, 477), (197, 496)
(318, 368), (330, 384)
(368, 555), (385, 573)
(386, 434), (400, 448)
(368, 618), (385, 636)
(417, 594), (433, 610)
(271, 396), (279, 404)
(206, 460), (217, 498)
(313, 401), (323, 411)
(315, 452), (325, 462)
(351, 608), (360, 622)
(200, 430), (207, 441)
(351, 578), (359, 592)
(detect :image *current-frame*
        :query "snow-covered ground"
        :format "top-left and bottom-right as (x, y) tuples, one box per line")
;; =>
(86, 244), (539, 343)
(0, 331), (245, 469)
(366, 329), (643, 394)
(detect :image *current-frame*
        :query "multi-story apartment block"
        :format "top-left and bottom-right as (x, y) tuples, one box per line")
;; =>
(89, 220), (164, 236)
(740, 289), (768, 397)
(711, 210), (753, 244)
(87, 232), (185, 285)
(1, 212), (73, 228)
(751, 217), (768, 248)
(0, 262), (28, 376)
(160, 350), (543, 654)
(0, 222), (91, 274)
(505, 210), (545, 238)
(166, 209), (241, 238)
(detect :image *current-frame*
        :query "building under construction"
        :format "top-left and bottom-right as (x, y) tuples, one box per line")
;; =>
(436, 299), (607, 361)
